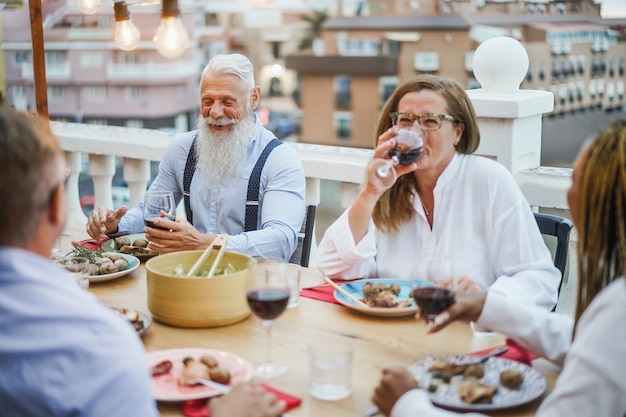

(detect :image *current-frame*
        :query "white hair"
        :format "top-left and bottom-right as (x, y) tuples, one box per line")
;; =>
(200, 53), (255, 91)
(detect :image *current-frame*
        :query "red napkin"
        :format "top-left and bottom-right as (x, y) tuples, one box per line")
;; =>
(471, 338), (539, 366)
(300, 284), (339, 304)
(70, 237), (110, 250)
(182, 384), (301, 417)
(71, 232), (129, 250)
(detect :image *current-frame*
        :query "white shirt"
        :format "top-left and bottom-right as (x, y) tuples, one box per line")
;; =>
(390, 278), (626, 417)
(119, 116), (306, 261)
(317, 153), (560, 310)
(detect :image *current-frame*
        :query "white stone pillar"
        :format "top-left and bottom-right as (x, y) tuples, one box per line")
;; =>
(65, 151), (87, 225)
(467, 36), (554, 174)
(122, 158), (151, 207)
(88, 154), (116, 209)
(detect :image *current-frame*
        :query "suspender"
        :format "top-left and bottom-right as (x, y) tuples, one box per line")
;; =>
(183, 135), (283, 231)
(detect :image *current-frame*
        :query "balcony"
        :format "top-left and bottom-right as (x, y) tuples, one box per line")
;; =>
(21, 61), (71, 80)
(53, 37), (577, 314)
(106, 61), (200, 82)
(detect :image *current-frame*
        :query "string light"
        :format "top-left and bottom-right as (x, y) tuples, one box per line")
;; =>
(153, 0), (189, 59)
(113, 2), (141, 51)
(78, 0), (101, 14)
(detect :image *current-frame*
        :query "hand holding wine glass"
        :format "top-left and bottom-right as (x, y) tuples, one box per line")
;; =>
(246, 262), (290, 379)
(143, 190), (176, 231)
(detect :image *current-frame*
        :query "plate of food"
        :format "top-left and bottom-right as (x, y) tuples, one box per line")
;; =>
(147, 348), (254, 402)
(408, 355), (548, 411)
(110, 307), (152, 337)
(333, 278), (432, 317)
(101, 233), (160, 261)
(62, 251), (140, 283)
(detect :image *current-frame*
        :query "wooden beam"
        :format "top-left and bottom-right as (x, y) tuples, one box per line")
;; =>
(29, 0), (48, 119)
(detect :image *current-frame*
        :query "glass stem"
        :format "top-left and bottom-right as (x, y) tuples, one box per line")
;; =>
(263, 319), (273, 364)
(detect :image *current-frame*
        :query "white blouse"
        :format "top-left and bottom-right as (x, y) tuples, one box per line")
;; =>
(317, 153), (561, 310)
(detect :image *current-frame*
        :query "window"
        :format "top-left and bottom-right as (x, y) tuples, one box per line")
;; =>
(14, 52), (28, 65)
(119, 52), (140, 64)
(80, 52), (104, 68)
(96, 15), (110, 27)
(577, 55), (585, 76)
(47, 86), (64, 101)
(125, 86), (141, 101)
(414, 52), (439, 73)
(551, 60), (559, 81)
(379, 76), (398, 108)
(333, 112), (352, 141)
(126, 120), (143, 128)
(538, 62), (545, 81)
(69, 15), (83, 27)
(589, 79), (597, 100)
(85, 85), (107, 102)
(45, 52), (64, 65)
(568, 56), (576, 76)
(334, 75), (351, 109)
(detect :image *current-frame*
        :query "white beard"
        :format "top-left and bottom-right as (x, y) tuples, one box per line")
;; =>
(194, 113), (255, 181)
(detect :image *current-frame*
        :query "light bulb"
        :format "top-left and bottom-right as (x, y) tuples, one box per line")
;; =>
(78, 0), (100, 14)
(113, 2), (140, 51)
(114, 20), (140, 51)
(153, 16), (189, 59)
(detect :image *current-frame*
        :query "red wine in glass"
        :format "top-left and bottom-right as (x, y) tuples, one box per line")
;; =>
(144, 214), (176, 230)
(412, 287), (455, 320)
(246, 288), (290, 320)
(377, 129), (424, 179)
(388, 142), (424, 165)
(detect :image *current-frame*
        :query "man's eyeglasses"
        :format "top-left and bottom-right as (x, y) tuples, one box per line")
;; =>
(390, 112), (455, 131)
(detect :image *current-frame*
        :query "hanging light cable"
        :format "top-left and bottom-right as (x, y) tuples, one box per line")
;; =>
(113, 1), (141, 51)
(153, 0), (189, 59)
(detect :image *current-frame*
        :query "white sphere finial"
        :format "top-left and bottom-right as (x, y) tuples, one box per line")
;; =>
(472, 36), (529, 94)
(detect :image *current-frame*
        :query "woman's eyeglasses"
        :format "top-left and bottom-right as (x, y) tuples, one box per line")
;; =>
(390, 112), (455, 131)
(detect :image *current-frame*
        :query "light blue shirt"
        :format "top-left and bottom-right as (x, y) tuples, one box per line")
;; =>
(119, 116), (306, 261)
(0, 248), (159, 417)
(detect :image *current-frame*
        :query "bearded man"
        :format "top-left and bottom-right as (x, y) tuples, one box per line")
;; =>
(86, 54), (306, 261)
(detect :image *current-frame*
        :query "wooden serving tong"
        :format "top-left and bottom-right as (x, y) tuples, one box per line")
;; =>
(186, 234), (229, 278)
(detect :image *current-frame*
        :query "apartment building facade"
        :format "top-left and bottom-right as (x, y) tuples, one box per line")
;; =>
(286, 0), (626, 148)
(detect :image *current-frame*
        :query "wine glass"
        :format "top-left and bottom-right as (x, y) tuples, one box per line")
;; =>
(246, 264), (290, 379)
(375, 127), (425, 183)
(411, 262), (455, 324)
(143, 190), (176, 231)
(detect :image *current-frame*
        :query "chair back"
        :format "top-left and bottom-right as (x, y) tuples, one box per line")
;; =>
(289, 205), (317, 267)
(534, 212), (573, 298)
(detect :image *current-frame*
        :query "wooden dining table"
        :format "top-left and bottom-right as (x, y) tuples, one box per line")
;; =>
(64, 229), (561, 417)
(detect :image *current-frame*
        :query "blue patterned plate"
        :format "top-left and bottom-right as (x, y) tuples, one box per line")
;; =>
(333, 278), (432, 317)
(409, 356), (548, 411)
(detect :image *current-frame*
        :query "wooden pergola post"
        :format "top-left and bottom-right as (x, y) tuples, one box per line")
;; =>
(29, 0), (48, 119)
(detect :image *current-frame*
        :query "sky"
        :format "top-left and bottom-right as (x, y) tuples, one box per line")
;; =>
(598, 0), (626, 17)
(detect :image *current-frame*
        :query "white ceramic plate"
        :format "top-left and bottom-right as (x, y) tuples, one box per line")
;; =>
(101, 233), (160, 261)
(408, 356), (548, 411)
(148, 348), (254, 402)
(88, 252), (140, 283)
(333, 278), (432, 317)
